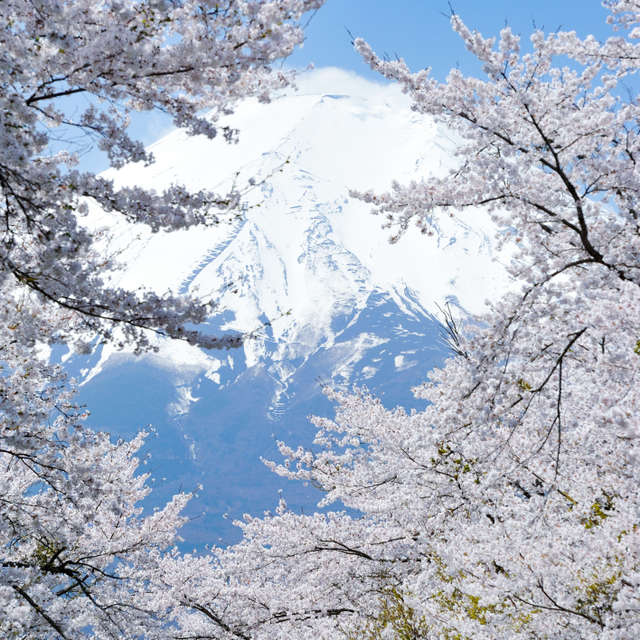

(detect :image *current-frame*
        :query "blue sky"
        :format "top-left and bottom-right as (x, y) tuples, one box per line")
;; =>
(288, 0), (612, 81)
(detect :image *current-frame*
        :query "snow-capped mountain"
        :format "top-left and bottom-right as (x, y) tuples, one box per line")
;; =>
(71, 68), (508, 546)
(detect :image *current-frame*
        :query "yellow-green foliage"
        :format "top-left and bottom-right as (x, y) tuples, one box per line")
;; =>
(517, 377), (532, 392)
(348, 587), (429, 640)
(436, 590), (503, 626)
(431, 586), (509, 639)
(32, 538), (65, 571)
(581, 492), (614, 530)
(431, 442), (478, 483)
(430, 555), (515, 636)
(575, 568), (621, 621)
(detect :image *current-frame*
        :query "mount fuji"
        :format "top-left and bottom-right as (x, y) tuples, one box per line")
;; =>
(68, 68), (508, 546)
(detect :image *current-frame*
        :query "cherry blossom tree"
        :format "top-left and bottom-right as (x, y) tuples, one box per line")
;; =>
(2, 0), (322, 353)
(1, 1), (323, 636)
(0, 341), (190, 639)
(169, 2), (640, 637)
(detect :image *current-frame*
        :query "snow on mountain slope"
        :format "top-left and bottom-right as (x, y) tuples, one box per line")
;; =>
(84, 68), (506, 381)
(72, 68), (510, 545)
